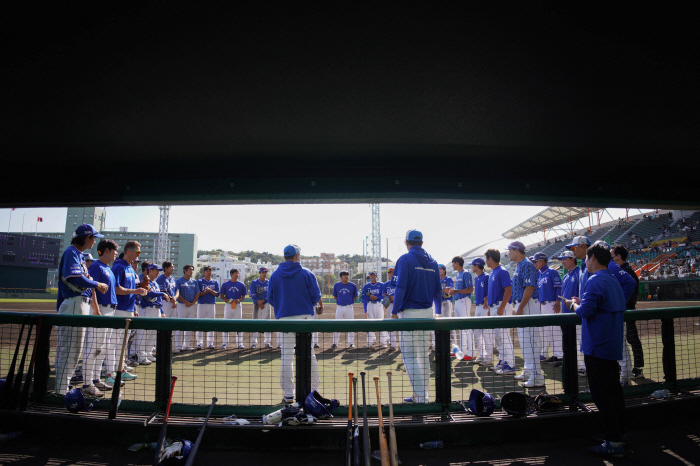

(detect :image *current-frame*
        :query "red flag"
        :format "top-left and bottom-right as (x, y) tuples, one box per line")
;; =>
(37, 217), (43, 222)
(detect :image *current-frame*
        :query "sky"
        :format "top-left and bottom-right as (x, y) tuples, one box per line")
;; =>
(0, 205), (649, 264)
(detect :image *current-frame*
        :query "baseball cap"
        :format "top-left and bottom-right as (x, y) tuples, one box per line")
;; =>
(82, 252), (95, 261)
(146, 263), (163, 271)
(533, 252), (548, 261)
(388, 268), (394, 273)
(283, 244), (300, 257)
(74, 223), (104, 238)
(592, 240), (611, 250)
(506, 241), (525, 251)
(405, 229), (423, 241)
(369, 271), (377, 276)
(557, 250), (576, 260)
(438, 264), (446, 270)
(565, 236), (591, 249)
(471, 258), (485, 267)
(527, 256), (535, 262)
(259, 267), (268, 273)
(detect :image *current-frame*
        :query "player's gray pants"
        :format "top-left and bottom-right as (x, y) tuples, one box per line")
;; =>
(473, 304), (493, 360)
(618, 324), (634, 382)
(163, 303), (178, 350)
(382, 303), (397, 347)
(453, 298), (474, 356)
(540, 302), (563, 358)
(176, 302), (196, 350)
(222, 303), (243, 347)
(135, 306), (160, 358)
(55, 297), (90, 394)
(333, 305), (355, 345)
(516, 299), (542, 376)
(490, 303), (514, 365)
(576, 324), (585, 370)
(431, 301), (456, 347)
(279, 314), (320, 399)
(83, 305), (115, 383)
(252, 303), (272, 345)
(399, 307), (433, 403)
(366, 302), (383, 344)
(196, 303), (216, 347)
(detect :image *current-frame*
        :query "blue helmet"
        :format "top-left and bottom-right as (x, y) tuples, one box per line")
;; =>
(467, 389), (495, 417)
(64, 388), (99, 413)
(304, 390), (340, 419)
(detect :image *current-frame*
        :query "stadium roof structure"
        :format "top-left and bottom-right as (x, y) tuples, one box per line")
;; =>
(502, 207), (595, 240)
(2, 5), (699, 209)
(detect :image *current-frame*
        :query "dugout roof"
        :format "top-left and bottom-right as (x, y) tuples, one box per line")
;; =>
(501, 207), (590, 240)
(3, 5), (699, 209)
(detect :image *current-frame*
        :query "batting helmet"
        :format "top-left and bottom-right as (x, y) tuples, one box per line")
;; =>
(64, 388), (99, 413)
(500, 392), (533, 418)
(466, 389), (495, 417)
(304, 390), (340, 419)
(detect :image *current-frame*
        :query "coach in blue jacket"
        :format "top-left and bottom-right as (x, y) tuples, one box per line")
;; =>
(268, 244), (322, 404)
(565, 243), (627, 458)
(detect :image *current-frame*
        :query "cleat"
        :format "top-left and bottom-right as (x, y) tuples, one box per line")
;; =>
(252, 344), (257, 349)
(121, 371), (138, 381)
(540, 355), (546, 361)
(277, 344), (281, 349)
(173, 348), (181, 353)
(495, 363), (516, 375)
(514, 371), (531, 381)
(196, 344), (203, 350)
(147, 355), (157, 362)
(331, 343), (338, 349)
(105, 376), (125, 387)
(222, 344), (228, 349)
(238, 344), (245, 349)
(479, 360), (493, 367)
(129, 358), (139, 366)
(283, 397), (295, 404)
(490, 360), (503, 371)
(521, 377), (546, 388)
(462, 355), (474, 361)
(138, 358), (152, 365)
(124, 365), (134, 372)
(403, 397), (415, 403)
(81, 384), (104, 397)
(544, 356), (560, 364)
(382, 343), (388, 348)
(70, 375), (83, 384)
(592, 433), (627, 446)
(578, 368), (587, 377)
(182, 347), (194, 351)
(632, 367), (643, 378)
(207, 345), (215, 349)
(94, 380), (113, 391)
(587, 441), (624, 458)
(313, 344), (319, 349)
(265, 343), (271, 348)
(349, 344), (355, 349)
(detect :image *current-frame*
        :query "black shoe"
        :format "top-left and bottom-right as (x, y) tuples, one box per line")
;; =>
(331, 343), (337, 349)
(313, 344), (320, 349)
(544, 356), (560, 364)
(632, 367), (643, 378)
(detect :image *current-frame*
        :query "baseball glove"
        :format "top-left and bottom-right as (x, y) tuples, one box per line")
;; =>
(534, 394), (564, 412)
(281, 411), (318, 426)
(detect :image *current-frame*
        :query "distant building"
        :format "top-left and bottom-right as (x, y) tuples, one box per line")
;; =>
(300, 252), (351, 275)
(197, 253), (276, 285)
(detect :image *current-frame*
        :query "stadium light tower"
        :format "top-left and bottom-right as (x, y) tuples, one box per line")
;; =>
(155, 205), (171, 266)
(369, 204), (381, 276)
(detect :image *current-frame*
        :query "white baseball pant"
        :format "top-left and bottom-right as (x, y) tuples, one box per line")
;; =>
(110, 309), (134, 374)
(280, 314), (320, 399)
(618, 324), (634, 382)
(222, 302), (243, 347)
(54, 297), (90, 394)
(162, 300), (178, 351)
(311, 310), (319, 346)
(399, 307), (433, 403)
(176, 302), (196, 350)
(575, 324), (585, 370)
(82, 305), (115, 383)
(384, 303), (397, 348)
(333, 305), (355, 345)
(473, 303), (493, 361)
(453, 298), (474, 357)
(196, 303), (216, 347)
(515, 299), (543, 376)
(135, 307), (160, 358)
(366, 301), (383, 345)
(431, 301), (456, 347)
(489, 302), (514, 365)
(540, 302), (563, 358)
(252, 303), (272, 345)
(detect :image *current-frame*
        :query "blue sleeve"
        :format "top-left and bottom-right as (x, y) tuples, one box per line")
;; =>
(353, 283), (358, 299)
(147, 289), (165, 299)
(361, 284), (369, 303)
(464, 272), (473, 288)
(576, 281), (602, 319)
(306, 272), (321, 305)
(392, 259), (408, 315)
(502, 271), (512, 289)
(433, 269), (442, 314)
(249, 281), (257, 300)
(67, 275), (99, 289)
(240, 283), (247, 297)
(113, 265), (126, 288)
(268, 278), (276, 308)
(61, 249), (83, 278)
(617, 270), (636, 302)
(552, 270), (562, 288)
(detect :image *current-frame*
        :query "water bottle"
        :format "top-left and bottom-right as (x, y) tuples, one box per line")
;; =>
(0, 431), (22, 442)
(650, 389), (670, 399)
(452, 345), (464, 360)
(420, 440), (444, 449)
(263, 402), (300, 425)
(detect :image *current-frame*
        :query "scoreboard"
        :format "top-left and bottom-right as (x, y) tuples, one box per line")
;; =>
(0, 233), (61, 269)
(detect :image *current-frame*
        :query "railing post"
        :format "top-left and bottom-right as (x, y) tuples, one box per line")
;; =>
(32, 320), (52, 401)
(434, 329), (451, 406)
(661, 318), (677, 385)
(155, 330), (173, 404)
(295, 331), (312, 404)
(561, 324), (579, 397)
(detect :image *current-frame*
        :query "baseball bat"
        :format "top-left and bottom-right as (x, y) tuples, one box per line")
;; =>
(109, 318), (131, 419)
(374, 377), (390, 466)
(386, 372), (398, 466)
(7, 320), (34, 410)
(19, 315), (43, 411)
(361, 372), (371, 466)
(153, 376), (177, 466)
(353, 376), (360, 466)
(184, 396), (217, 466)
(0, 317), (27, 409)
(345, 372), (354, 466)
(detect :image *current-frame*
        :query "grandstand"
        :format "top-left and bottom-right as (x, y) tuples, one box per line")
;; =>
(611, 214), (674, 248)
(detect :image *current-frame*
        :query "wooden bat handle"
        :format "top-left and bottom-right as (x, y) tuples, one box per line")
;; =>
(348, 372), (354, 421)
(374, 377), (390, 466)
(387, 372), (398, 466)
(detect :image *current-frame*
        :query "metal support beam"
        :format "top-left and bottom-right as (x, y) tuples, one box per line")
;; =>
(155, 205), (171, 266)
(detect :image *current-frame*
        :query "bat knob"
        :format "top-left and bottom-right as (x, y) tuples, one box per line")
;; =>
(212, 397), (218, 402)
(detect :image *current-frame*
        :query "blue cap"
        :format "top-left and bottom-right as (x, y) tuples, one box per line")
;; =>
(146, 263), (163, 271)
(82, 252), (95, 261)
(405, 229), (423, 241)
(259, 267), (268, 273)
(533, 252), (548, 261)
(471, 258), (485, 267)
(369, 271), (377, 276)
(438, 264), (446, 270)
(506, 241), (525, 251)
(592, 240), (611, 250)
(74, 223), (104, 238)
(565, 236), (591, 249)
(528, 256), (535, 262)
(557, 250), (576, 260)
(283, 244), (300, 257)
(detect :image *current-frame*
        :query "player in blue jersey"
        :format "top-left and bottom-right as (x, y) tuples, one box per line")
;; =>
(156, 261), (179, 318)
(485, 249), (514, 372)
(174, 264), (199, 352)
(54, 224), (110, 395)
(134, 263), (166, 363)
(382, 268), (399, 351)
(249, 267), (272, 349)
(220, 268), (247, 349)
(431, 265), (456, 349)
(391, 229), (442, 403)
(361, 271), (384, 348)
(268, 244), (321, 403)
(448, 256), (475, 361)
(507, 241), (544, 388)
(196, 266), (220, 349)
(612, 245), (644, 380)
(558, 250), (586, 375)
(331, 271), (358, 349)
(564, 243), (627, 458)
(533, 252), (563, 366)
(566, 236), (592, 296)
(471, 258), (493, 366)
